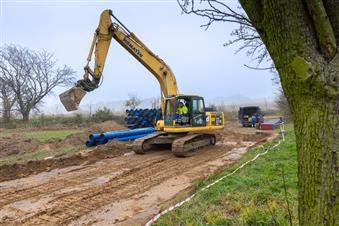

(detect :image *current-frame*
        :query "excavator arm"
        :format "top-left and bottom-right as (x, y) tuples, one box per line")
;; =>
(60, 9), (179, 111)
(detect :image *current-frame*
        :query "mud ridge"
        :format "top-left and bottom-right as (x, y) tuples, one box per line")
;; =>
(0, 141), (130, 182)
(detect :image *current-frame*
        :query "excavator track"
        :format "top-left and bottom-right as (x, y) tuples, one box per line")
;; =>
(133, 132), (167, 154)
(172, 133), (216, 157)
(133, 132), (216, 157)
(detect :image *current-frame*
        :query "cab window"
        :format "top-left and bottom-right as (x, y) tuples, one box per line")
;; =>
(192, 99), (204, 113)
(164, 98), (176, 126)
(192, 98), (206, 126)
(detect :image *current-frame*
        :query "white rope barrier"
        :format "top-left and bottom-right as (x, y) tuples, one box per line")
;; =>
(145, 126), (285, 226)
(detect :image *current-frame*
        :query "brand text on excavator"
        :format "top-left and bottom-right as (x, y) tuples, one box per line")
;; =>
(123, 37), (143, 58)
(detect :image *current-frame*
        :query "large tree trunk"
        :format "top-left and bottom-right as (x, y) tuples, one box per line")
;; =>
(22, 111), (30, 123)
(0, 85), (13, 123)
(2, 98), (11, 123)
(240, 0), (338, 225)
(293, 89), (337, 225)
(2, 109), (11, 123)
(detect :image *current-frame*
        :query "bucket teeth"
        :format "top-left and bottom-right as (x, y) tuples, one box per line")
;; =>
(59, 86), (87, 111)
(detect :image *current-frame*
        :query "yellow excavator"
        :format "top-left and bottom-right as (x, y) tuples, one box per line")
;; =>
(59, 9), (224, 156)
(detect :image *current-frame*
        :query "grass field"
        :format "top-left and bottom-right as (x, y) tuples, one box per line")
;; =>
(0, 129), (84, 140)
(25, 129), (84, 141)
(156, 124), (298, 226)
(0, 129), (85, 166)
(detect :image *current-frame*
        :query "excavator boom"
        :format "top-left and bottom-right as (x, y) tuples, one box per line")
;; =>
(60, 9), (178, 111)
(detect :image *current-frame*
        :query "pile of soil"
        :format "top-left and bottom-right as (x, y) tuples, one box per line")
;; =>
(0, 133), (89, 158)
(95, 139), (131, 151)
(0, 121), (130, 181)
(46, 133), (89, 149)
(48, 121), (127, 149)
(0, 135), (43, 157)
(0, 140), (131, 182)
(0, 121), (127, 158)
(88, 121), (126, 134)
(0, 133), (88, 158)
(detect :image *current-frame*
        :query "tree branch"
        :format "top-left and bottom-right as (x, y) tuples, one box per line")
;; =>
(244, 64), (275, 71)
(305, 0), (337, 60)
(322, 0), (339, 47)
(178, 0), (273, 70)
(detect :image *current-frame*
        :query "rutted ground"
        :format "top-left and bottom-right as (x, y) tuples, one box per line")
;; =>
(0, 123), (275, 225)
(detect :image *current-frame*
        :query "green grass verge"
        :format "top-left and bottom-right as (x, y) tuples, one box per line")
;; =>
(0, 145), (85, 166)
(156, 124), (298, 226)
(25, 129), (84, 141)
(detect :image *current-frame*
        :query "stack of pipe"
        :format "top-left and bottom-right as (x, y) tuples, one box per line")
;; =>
(125, 108), (162, 129)
(86, 127), (156, 147)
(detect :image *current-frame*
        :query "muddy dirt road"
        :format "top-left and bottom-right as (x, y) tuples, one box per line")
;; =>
(0, 126), (274, 225)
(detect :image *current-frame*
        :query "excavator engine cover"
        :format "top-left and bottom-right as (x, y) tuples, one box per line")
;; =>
(59, 86), (87, 111)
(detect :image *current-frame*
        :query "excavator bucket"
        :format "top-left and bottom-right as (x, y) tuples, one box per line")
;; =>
(59, 86), (87, 111)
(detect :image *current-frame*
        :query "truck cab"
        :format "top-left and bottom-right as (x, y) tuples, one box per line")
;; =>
(238, 106), (264, 127)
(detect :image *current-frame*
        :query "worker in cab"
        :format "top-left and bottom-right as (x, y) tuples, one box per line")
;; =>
(176, 101), (189, 125)
(177, 101), (188, 115)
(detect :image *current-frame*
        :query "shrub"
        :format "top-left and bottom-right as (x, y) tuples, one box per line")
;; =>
(74, 113), (84, 124)
(92, 107), (114, 122)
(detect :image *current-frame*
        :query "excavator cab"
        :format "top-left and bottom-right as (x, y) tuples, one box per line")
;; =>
(164, 95), (207, 128)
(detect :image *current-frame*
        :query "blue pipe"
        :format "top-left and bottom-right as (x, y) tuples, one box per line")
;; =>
(86, 140), (96, 147)
(116, 132), (155, 141)
(89, 133), (101, 140)
(86, 138), (110, 147)
(99, 127), (155, 140)
(95, 138), (110, 145)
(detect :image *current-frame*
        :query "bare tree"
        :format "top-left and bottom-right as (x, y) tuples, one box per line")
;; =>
(0, 77), (16, 123)
(124, 94), (141, 109)
(178, 0), (274, 70)
(0, 45), (76, 122)
(275, 87), (292, 121)
(178, 0), (339, 224)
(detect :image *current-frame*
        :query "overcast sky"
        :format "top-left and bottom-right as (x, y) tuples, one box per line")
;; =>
(1, 0), (276, 106)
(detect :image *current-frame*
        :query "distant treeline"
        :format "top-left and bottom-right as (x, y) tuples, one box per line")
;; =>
(0, 107), (124, 129)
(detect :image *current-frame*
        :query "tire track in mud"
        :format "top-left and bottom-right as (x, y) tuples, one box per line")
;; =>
(2, 146), (233, 226)
(0, 130), (273, 226)
(0, 153), (168, 207)
(0, 155), (169, 225)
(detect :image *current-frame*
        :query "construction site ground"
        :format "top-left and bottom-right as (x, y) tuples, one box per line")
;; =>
(0, 121), (276, 225)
